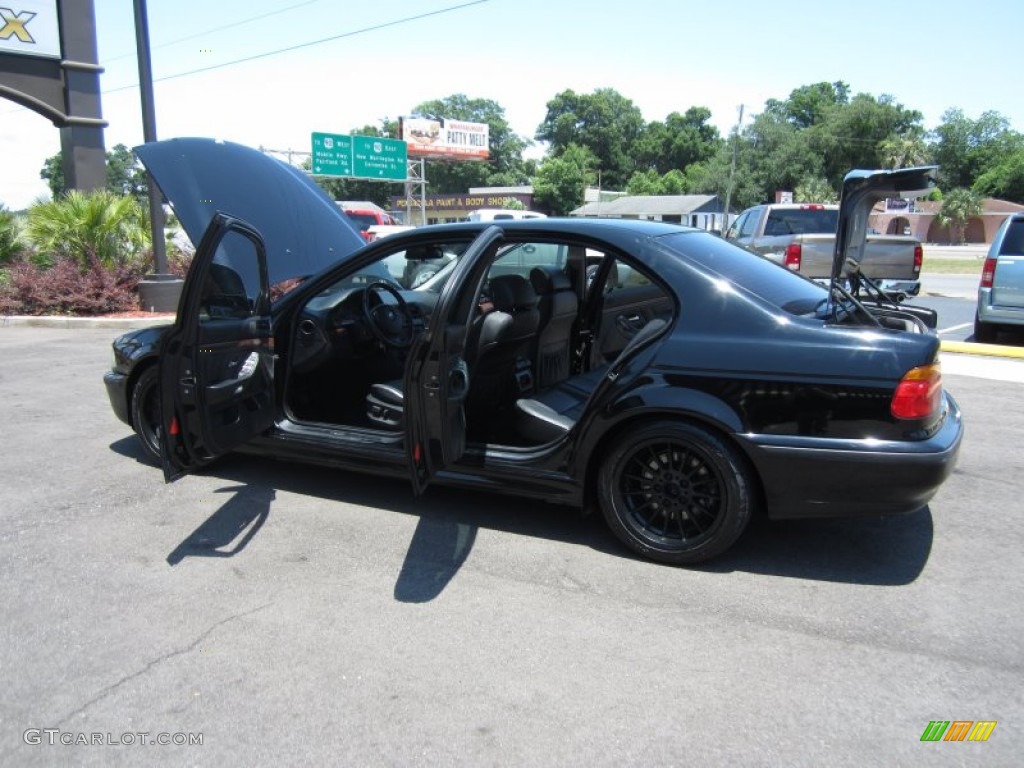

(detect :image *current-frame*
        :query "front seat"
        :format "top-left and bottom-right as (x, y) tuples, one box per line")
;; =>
(365, 274), (541, 429)
(467, 273), (540, 414)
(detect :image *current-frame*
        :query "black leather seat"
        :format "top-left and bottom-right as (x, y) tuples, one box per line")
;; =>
(514, 318), (668, 443)
(365, 274), (541, 429)
(530, 266), (578, 389)
(467, 274), (540, 413)
(365, 380), (405, 428)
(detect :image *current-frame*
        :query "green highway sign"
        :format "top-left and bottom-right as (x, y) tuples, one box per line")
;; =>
(353, 136), (407, 180)
(311, 132), (353, 176)
(311, 132), (407, 181)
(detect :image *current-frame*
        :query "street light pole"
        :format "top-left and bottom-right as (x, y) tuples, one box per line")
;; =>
(133, 0), (167, 275)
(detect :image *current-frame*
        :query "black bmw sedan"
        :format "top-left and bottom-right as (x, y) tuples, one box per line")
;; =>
(105, 139), (962, 565)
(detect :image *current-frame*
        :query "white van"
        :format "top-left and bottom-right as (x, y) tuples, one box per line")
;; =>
(467, 208), (547, 222)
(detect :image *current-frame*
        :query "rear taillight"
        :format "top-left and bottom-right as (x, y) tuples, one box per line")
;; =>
(784, 242), (802, 270)
(891, 363), (942, 420)
(913, 245), (923, 274)
(799, 204), (825, 210)
(980, 257), (997, 288)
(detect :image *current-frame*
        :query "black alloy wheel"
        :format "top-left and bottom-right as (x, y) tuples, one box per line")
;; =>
(130, 365), (163, 465)
(599, 422), (753, 564)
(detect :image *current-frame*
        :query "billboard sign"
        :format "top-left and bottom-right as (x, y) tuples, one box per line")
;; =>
(0, 1), (61, 59)
(400, 117), (489, 161)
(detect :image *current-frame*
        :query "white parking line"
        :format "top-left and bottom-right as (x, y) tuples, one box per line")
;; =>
(938, 322), (973, 335)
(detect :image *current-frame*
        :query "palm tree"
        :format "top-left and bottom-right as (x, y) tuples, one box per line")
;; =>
(936, 188), (983, 244)
(26, 190), (149, 269)
(878, 132), (930, 169)
(0, 204), (22, 264)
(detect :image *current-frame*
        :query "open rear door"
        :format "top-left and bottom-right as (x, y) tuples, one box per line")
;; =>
(405, 226), (504, 494)
(159, 214), (274, 481)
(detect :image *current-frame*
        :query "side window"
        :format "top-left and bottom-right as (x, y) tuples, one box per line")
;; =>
(739, 209), (759, 237)
(726, 211), (747, 240)
(200, 231), (263, 321)
(489, 241), (567, 280)
(603, 258), (652, 295)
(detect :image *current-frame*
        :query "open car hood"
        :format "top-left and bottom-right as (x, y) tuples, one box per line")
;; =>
(832, 165), (937, 286)
(135, 138), (365, 288)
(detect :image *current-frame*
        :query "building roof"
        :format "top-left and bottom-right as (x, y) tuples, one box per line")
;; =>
(571, 194), (721, 217)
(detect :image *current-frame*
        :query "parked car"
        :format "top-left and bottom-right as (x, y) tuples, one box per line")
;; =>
(467, 209), (547, 222)
(725, 201), (925, 301)
(104, 140), (962, 565)
(338, 202), (399, 241)
(975, 213), (1024, 342)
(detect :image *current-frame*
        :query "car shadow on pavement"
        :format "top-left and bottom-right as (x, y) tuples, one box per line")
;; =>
(704, 507), (934, 585)
(110, 438), (934, 590)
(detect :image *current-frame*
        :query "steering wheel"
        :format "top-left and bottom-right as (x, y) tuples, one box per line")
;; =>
(362, 281), (415, 348)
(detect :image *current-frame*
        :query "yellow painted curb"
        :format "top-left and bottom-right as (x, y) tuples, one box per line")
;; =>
(940, 339), (1024, 359)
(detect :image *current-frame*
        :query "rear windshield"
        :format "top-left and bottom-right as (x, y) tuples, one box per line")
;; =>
(658, 231), (827, 315)
(999, 218), (1024, 255)
(763, 208), (839, 236)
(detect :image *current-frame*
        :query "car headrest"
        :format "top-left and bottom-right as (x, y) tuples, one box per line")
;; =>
(529, 266), (571, 295)
(490, 274), (538, 312)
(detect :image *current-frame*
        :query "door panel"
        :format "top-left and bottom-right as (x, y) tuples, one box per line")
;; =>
(593, 264), (673, 363)
(405, 226), (504, 494)
(160, 216), (273, 480)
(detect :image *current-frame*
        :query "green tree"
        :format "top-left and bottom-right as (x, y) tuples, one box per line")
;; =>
(973, 149), (1024, 204)
(878, 130), (930, 169)
(26, 189), (149, 269)
(532, 144), (597, 216)
(626, 168), (686, 195)
(764, 81), (850, 128)
(536, 88), (646, 189)
(634, 107), (722, 176)
(794, 177), (838, 203)
(40, 143), (151, 206)
(935, 187), (983, 244)
(930, 109), (1023, 190)
(808, 93), (924, 186)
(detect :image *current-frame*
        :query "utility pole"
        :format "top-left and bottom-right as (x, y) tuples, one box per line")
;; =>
(722, 104), (744, 233)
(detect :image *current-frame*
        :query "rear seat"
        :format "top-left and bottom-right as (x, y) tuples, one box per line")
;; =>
(513, 318), (667, 443)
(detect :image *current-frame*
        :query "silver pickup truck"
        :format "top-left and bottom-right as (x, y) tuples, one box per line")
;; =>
(975, 213), (1024, 342)
(725, 203), (922, 296)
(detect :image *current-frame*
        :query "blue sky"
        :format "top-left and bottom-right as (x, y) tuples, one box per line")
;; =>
(1, 0), (1021, 208)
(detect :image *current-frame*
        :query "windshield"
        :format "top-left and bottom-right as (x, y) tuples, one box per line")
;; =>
(658, 231), (827, 315)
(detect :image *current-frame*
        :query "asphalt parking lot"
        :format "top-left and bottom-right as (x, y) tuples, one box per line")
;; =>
(1, 327), (1021, 767)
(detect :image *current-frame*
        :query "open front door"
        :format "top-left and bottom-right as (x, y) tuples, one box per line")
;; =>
(159, 214), (274, 481)
(405, 226), (504, 494)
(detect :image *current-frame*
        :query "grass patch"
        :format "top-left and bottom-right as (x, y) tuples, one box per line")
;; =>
(920, 258), (984, 275)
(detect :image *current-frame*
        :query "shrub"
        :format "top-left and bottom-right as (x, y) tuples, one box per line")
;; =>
(0, 256), (144, 316)
(0, 205), (23, 264)
(26, 190), (149, 270)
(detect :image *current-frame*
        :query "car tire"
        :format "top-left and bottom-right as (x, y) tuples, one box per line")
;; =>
(130, 365), (162, 465)
(973, 313), (997, 343)
(598, 421), (753, 565)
